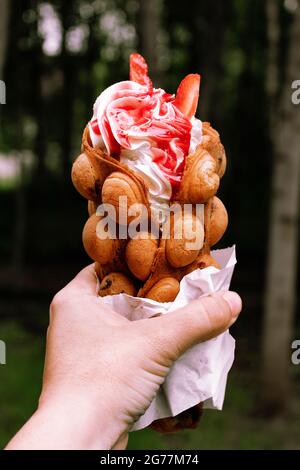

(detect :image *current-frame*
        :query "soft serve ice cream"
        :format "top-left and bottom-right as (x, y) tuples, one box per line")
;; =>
(89, 56), (202, 212)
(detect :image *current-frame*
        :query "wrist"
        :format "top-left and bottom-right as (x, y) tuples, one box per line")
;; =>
(35, 387), (127, 450)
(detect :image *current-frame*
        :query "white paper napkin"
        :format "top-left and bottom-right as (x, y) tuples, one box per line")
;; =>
(101, 246), (237, 431)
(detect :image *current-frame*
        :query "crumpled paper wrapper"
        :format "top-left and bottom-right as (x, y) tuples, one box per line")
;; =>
(101, 246), (237, 431)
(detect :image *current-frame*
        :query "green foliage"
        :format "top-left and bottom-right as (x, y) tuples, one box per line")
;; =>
(0, 322), (44, 447)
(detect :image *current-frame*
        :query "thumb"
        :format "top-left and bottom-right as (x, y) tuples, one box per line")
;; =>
(148, 291), (242, 360)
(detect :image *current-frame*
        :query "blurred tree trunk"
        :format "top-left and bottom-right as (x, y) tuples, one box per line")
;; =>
(0, 0), (9, 78)
(7, 0), (26, 284)
(189, 0), (228, 121)
(265, 0), (280, 122)
(32, 7), (47, 179)
(137, 0), (160, 84)
(11, 155), (26, 285)
(84, 14), (101, 124)
(34, 72), (47, 177)
(60, 1), (75, 181)
(262, 1), (300, 413)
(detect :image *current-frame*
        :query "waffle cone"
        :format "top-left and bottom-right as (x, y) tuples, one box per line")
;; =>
(73, 121), (228, 433)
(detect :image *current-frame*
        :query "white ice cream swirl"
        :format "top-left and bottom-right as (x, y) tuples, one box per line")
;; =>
(89, 80), (202, 209)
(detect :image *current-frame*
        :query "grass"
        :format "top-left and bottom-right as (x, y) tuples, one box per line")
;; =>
(0, 320), (300, 450)
(128, 376), (300, 450)
(0, 321), (44, 447)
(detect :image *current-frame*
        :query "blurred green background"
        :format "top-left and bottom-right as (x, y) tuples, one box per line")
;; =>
(0, 0), (299, 449)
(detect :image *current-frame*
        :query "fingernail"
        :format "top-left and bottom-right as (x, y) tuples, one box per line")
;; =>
(222, 291), (242, 318)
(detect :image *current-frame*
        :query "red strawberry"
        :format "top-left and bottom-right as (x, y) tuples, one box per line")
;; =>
(130, 53), (153, 92)
(174, 74), (201, 119)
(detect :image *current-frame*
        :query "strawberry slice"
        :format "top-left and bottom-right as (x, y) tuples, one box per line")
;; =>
(130, 53), (153, 92)
(174, 74), (201, 119)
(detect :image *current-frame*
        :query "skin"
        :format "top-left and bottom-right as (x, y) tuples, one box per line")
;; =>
(5, 264), (242, 450)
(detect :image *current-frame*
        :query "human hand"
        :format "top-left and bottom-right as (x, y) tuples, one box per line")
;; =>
(6, 265), (242, 450)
